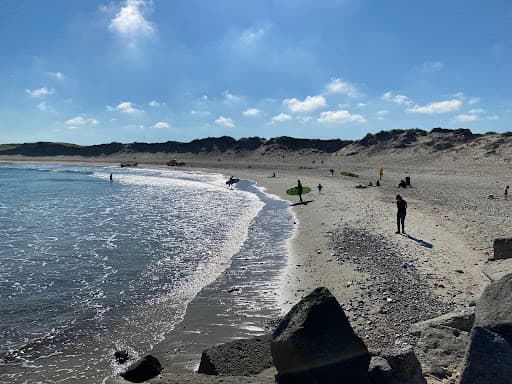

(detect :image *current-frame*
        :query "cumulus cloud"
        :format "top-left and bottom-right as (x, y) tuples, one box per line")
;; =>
(37, 101), (48, 111)
(243, 108), (261, 117)
(148, 100), (163, 107)
(108, 0), (155, 41)
(223, 90), (244, 104)
(108, 101), (143, 113)
(49, 72), (65, 80)
(325, 78), (360, 97)
(65, 116), (99, 129)
(215, 116), (235, 128)
(318, 110), (366, 124)
(153, 121), (170, 129)
(283, 95), (326, 113)
(240, 26), (267, 44)
(407, 99), (462, 114)
(272, 113), (292, 123)
(26, 87), (54, 98)
(453, 114), (478, 122)
(381, 91), (413, 106)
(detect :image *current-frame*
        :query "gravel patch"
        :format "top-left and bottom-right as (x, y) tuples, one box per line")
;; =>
(330, 227), (454, 349)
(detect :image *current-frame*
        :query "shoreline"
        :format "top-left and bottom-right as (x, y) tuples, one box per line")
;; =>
(2, 156), (512, 383)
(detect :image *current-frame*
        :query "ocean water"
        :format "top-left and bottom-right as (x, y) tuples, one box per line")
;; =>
(0, 164), (293, 383)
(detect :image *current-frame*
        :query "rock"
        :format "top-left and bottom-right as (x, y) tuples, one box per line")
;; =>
(114, 350), (129, 364)
(474, 273), (512, 341)
(120, 355), (163, 383)
(197, 334), (272, 376)
(379, 346), (426, 384)
(409, 325), (469, 380)
(492, 238), (512, 261)
(408, 308), (475, 335)
(271, 287), (370, 384)
(458, 326), (512, 384)
(483, 258), (512, 281)
(368, 356), (393, 383)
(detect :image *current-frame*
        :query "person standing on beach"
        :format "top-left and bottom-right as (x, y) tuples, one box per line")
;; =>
(505, 185), (509, 199)
(317, 183), (323, 194)
(379, 168), (384, 181)
(110, 173), (113, 182)
(297, 179), (303, 203)
(396, 194), (407, 234)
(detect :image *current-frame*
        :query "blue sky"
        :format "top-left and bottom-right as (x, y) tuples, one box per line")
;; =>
(0, 0), (510, 145)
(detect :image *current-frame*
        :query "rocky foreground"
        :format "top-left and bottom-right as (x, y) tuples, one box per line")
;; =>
(115, 267), (512, 384)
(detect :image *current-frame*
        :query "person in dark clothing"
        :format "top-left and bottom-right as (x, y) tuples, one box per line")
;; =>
(297, 179), (303, 203)
(317, 183), (323, 194)
(396, 194), (407, 234)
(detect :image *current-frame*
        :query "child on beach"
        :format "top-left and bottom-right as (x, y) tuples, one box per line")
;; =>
(396, 194), (407, 234)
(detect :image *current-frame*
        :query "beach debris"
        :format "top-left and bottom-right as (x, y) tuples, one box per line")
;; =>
(487, 194), (495, 199)
(271, 287), (370, 383)
(197, 334), (273, 376)
(114, 350), (130, 364)
(316, 249), (322, 254)
(491, 237), (512, 261)
(120, 355), (163, 383)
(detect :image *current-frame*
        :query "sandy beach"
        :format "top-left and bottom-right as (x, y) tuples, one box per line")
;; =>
(2, 152), (512, 383)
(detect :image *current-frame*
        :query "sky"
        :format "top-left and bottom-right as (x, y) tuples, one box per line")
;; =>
(0, 0), (510, 145)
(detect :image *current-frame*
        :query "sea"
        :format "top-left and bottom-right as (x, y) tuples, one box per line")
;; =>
(0, 163), (293, 383)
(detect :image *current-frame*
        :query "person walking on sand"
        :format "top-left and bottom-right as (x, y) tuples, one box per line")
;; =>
(379, 168), (384, 181)
(317, 183), (323, 194)
(396, 194), (407, 234)
(297, 179), (303, 204)
(110, 173), (113, 182)
(505, 185), (509, 199)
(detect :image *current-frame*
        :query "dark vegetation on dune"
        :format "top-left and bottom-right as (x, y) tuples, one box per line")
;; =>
(0, 128), (510, 157)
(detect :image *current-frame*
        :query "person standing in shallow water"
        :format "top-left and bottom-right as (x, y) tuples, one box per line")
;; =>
(396, 194), (407, 234)
(297, 179), (303, 203)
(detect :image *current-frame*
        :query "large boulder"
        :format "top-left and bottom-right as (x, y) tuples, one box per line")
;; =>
(408, 308), (474, 335)
(492, 238), (512, 261)
(368, 356), (393, 383)
(474, 273), (512, 341)
(197, 334), (272, 376)
(271, 287), (370, 384)
(120, 355), (163, 383)
(458, 327), (512, 384)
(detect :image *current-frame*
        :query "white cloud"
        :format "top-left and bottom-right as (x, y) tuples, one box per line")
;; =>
(26, 87), (54, 98)
(191, 109), (211, 116)
(408, 99), (462, 114)
(419, 61), (444, 72)
(469, 108), (485, 114)
(215, 116), (235, 128)
(223, 90), (244, 104)
(381, 91), (413, 106)
(297, 115), (313, 124)
(153, 121), (170, 129)
(65, 116), (99, 129)
(243, 108), (261, 117)
(148, 100), (163, 107)
(108, 101), (142, 113)
(357, 103), (367, 108)
(108, 0), (155, 40)
(454, 114), (478, 122)
(318, 110), (366, 124)
(377, 110), (389, 116)
(468, 97), (481, 105)
(49, 72), (65, 80)
(325, 78), (360, 97)
(272, 113), (292, 123)
(283, 95), (327, 113)
(240, 26), (267, 44)
(37, 101), (48, 111)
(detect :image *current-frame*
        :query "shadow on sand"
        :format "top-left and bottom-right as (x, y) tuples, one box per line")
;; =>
(290, 200), (314, 206)
(404, 234), (433, 249)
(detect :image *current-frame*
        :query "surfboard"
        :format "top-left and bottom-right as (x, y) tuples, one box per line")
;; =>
(286, 186), (311, 195)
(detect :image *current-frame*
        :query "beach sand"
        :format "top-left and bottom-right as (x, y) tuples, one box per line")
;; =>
(3, 154), (511, 383)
